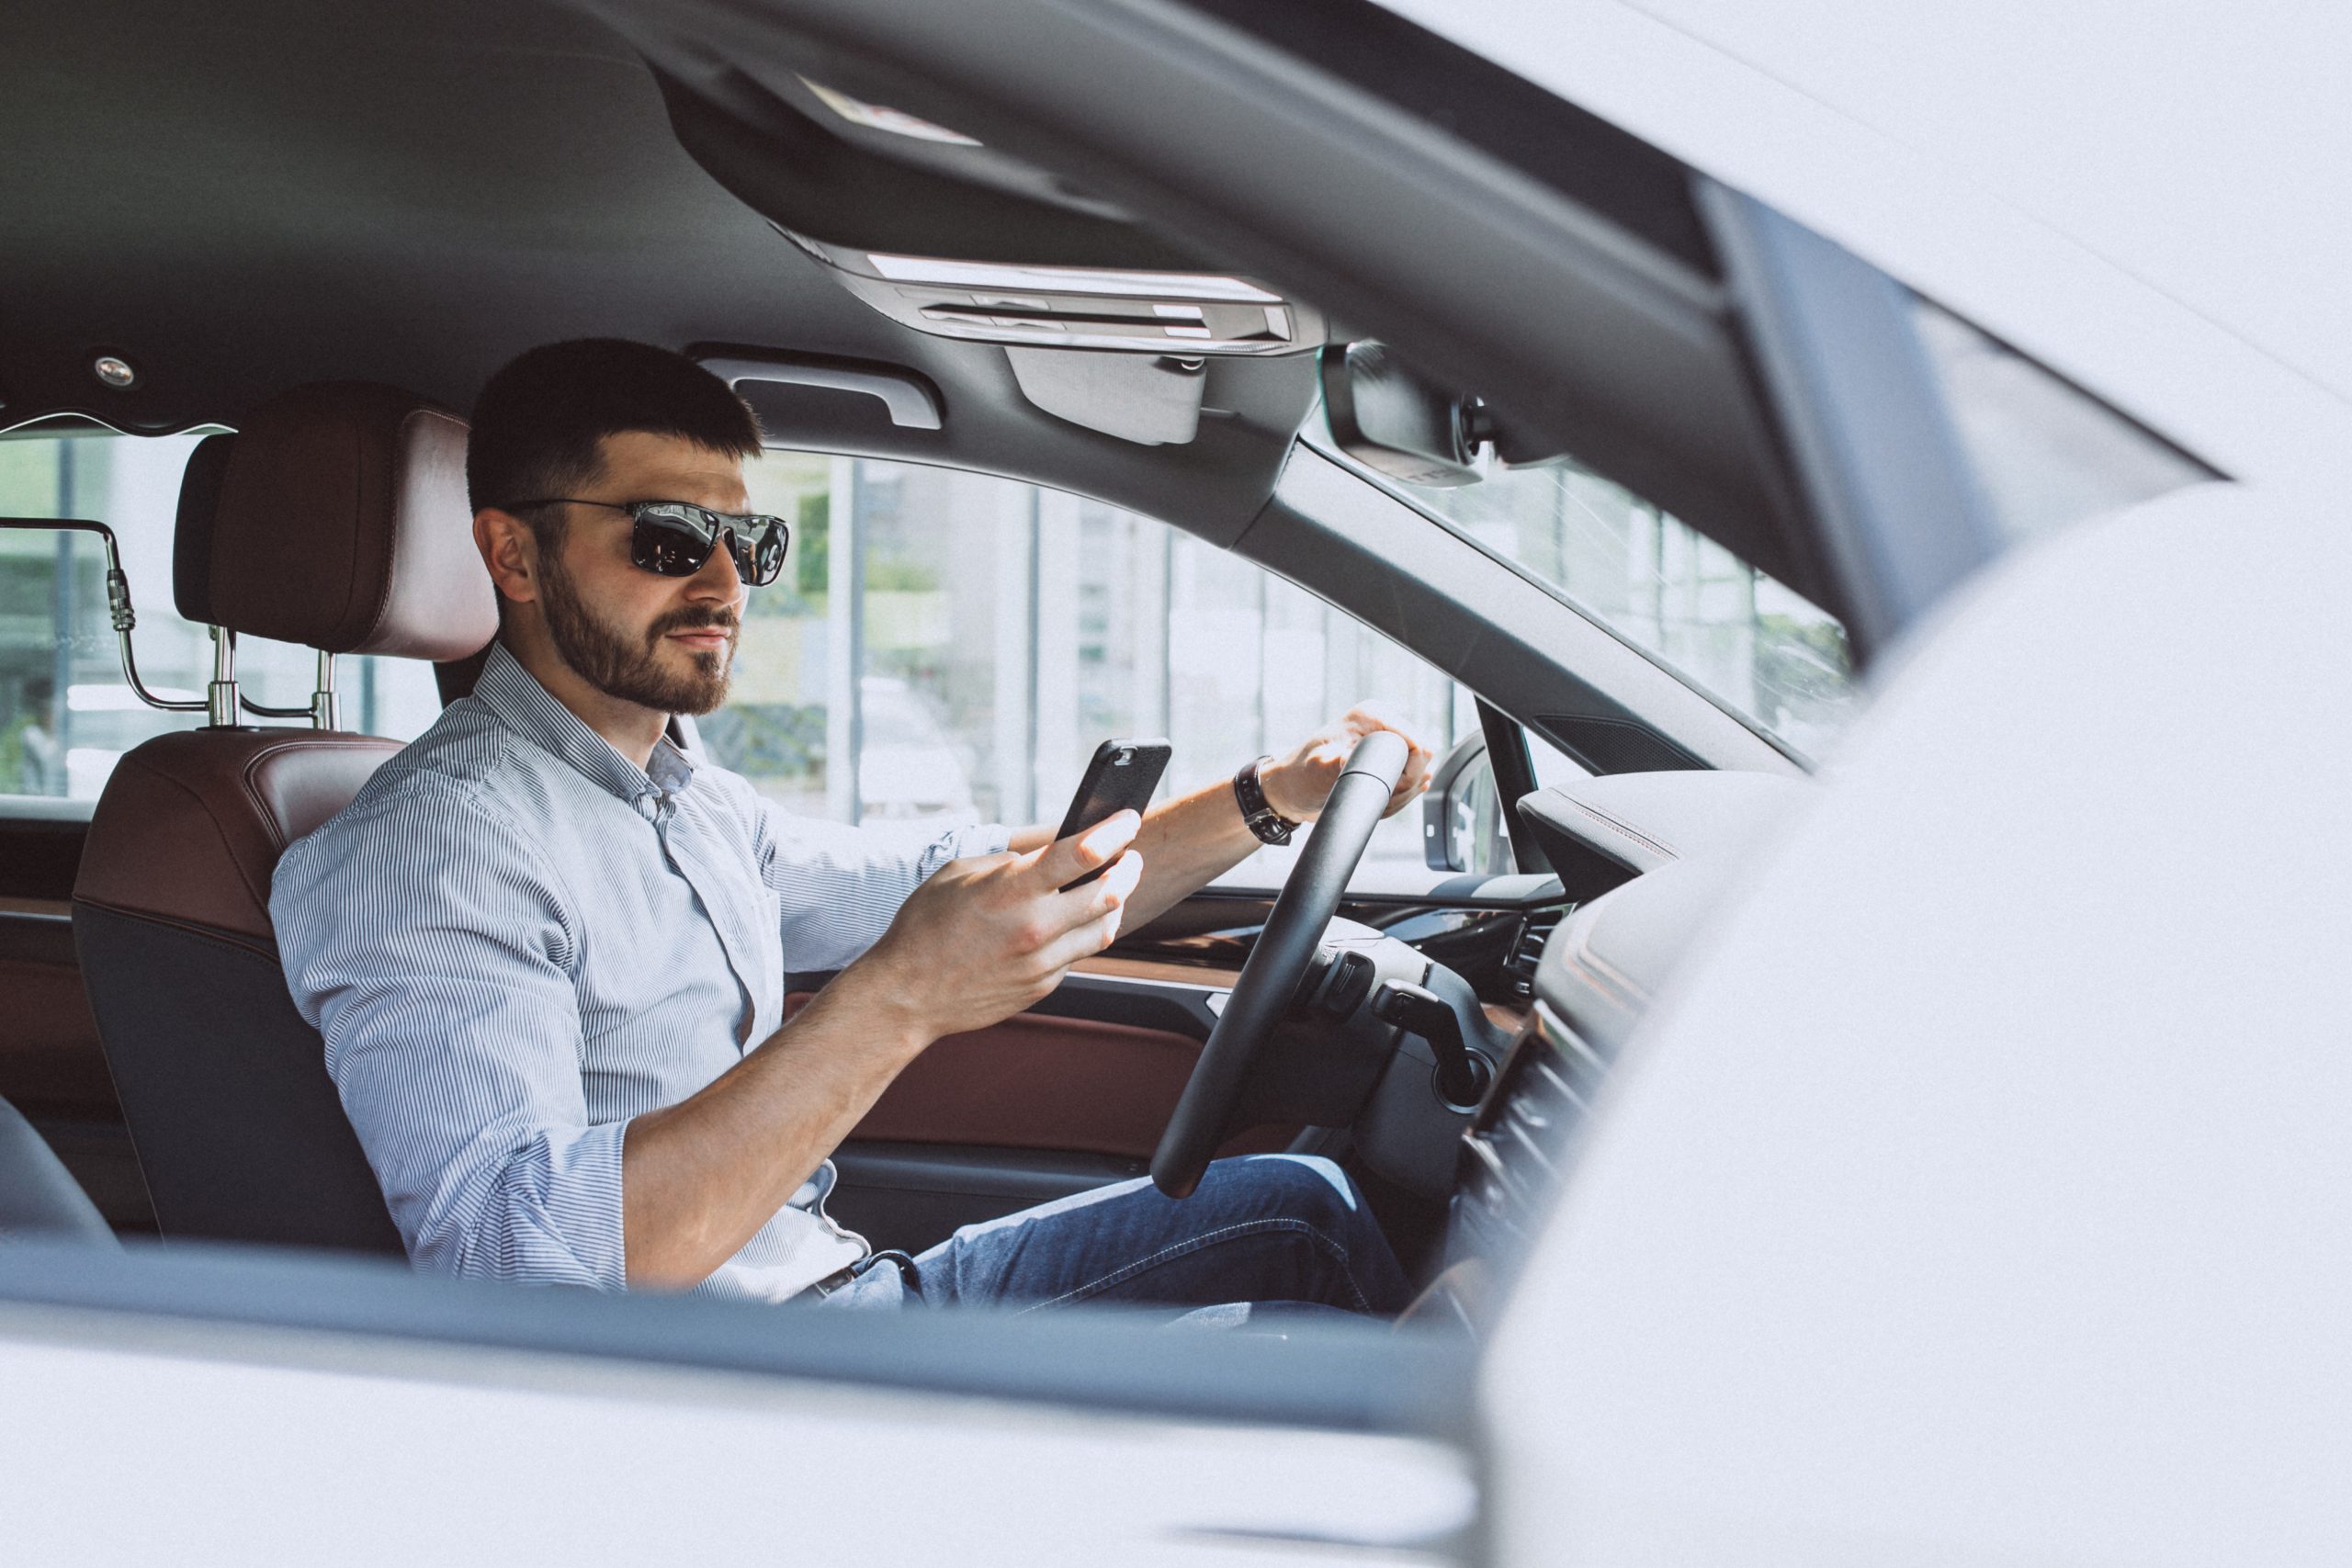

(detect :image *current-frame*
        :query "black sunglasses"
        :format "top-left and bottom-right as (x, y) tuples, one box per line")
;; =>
(506, 498), (790, 587)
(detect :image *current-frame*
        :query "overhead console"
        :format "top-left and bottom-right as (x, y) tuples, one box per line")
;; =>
(766, 231), (1322, 446)
(648, 55), (1198, 270)
(644, 52), (1325, 447)
(774, 233), (1317, 358)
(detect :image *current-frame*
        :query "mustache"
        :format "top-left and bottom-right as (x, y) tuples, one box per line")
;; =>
(650, 608), (740, 638)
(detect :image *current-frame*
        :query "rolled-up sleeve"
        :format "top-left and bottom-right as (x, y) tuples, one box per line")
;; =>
(271, 784), (626, 1289)
(754, 805), (1011, 973)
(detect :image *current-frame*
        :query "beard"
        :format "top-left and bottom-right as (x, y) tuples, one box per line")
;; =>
(537, 552), (737, 716)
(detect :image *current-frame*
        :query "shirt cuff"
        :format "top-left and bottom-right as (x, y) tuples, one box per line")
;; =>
(554, 1116), (633, 1290)
(920, 821), (1012, 877)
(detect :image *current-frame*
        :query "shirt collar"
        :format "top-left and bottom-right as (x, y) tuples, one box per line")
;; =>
(471, 641), (697, 812)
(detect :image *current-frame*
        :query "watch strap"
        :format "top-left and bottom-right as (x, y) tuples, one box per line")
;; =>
(1233, 755), (1297, 845)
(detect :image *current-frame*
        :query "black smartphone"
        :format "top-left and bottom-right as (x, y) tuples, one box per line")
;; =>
(1055, 737), (1171, 889)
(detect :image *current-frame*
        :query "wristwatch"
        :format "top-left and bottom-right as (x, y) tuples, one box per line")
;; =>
(1233, 755), (1298, 846)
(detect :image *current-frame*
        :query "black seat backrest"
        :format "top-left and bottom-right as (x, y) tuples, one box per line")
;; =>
(72, 382), (494, 1256)
(75, 730), (410, 1252)
(0, 1094), (115, 1246)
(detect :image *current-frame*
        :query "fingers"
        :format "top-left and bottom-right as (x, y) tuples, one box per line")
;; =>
(1392, 731), (1436, 805)
(1091, 847), (1145, 907)
(1030, 809), (1140, 890)
(1333, 702), (1433, 806)
(1035, 863), (1137, 971)
(1042, 846), (1141, 930)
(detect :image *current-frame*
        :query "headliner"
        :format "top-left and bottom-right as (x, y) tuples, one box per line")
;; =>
(0, 0), (1315, 537)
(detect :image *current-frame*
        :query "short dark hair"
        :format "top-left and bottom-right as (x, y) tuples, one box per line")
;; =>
(465, 339), (763, 532)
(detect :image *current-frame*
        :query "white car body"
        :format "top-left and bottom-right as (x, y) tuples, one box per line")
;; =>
(1410, 6), (2352, 1563)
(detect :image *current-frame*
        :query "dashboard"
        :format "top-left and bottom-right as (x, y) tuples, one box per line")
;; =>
(1437, 769), (1811, 1317)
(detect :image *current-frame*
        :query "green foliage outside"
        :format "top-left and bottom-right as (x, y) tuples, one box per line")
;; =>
(1753, 612), (1853, 730)
(0, 434), (110, 532)
(0, 441), (62, 524)
(695, 701), (826, 783)
(865, 558), (939, 592)
(796, 491), (828, 596)
(0, 714), (29, 787)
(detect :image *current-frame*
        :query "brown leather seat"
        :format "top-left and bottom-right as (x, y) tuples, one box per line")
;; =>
(72, 382), (495, 1254)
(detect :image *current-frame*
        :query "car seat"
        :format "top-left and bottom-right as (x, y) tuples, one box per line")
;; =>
(0, 1093), (116, 1246)
(71, 382), (495, 1256)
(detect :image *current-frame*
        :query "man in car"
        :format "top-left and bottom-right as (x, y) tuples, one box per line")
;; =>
(272, 338), (1433, 1314)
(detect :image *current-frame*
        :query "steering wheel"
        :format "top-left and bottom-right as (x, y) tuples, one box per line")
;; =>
(1150, 730), (1411, 1197)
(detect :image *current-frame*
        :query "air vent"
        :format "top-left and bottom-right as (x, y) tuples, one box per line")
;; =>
(1503, 904), (1567, 1000)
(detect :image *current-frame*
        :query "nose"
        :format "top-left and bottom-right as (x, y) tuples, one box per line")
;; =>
(684, 528), (747, 604)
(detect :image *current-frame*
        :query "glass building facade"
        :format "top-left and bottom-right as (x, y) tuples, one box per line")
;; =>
(1, 427), (1874, 878)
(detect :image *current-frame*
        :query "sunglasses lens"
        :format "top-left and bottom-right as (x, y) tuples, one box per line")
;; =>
(628, 505), (786, 584)
(631, 508), (716, 578)
(752, 525), (788, 586)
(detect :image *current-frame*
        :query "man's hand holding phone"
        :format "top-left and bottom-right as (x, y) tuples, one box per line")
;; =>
(622, 795), (1143, 1292)
(859, 812), (1144, 1043)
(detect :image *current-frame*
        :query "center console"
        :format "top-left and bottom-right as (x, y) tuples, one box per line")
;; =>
(1449, 999), (1611, 1270)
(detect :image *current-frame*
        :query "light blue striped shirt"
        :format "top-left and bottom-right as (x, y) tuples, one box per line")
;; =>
(271, 643), (1007, 1301)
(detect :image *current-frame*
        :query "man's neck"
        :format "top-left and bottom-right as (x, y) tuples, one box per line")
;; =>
(497, 624), (668, 770)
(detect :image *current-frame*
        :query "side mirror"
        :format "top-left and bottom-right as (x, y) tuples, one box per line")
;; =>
(1421, 731), (1514, 876)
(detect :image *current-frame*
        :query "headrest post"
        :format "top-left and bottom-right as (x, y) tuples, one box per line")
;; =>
(205, 626), (241, 729)
(311, 650), (341, 732)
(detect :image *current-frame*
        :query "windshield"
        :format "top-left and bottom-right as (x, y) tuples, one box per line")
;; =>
(1306, 299), (2214, 764)
(1313, 429), (1857, 758)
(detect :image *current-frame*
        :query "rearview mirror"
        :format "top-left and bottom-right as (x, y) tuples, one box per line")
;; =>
(1319, 342), (1482, 487)
(1320, 342), (1570, 485)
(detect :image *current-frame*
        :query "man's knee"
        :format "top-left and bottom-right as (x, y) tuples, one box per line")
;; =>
(1218, 1153), (1368, 1233)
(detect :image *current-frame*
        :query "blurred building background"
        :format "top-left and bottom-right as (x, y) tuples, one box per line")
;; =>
(2, 427), (1852, 876)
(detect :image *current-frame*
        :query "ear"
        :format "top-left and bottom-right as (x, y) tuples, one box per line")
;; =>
(474, 508), (540, 606)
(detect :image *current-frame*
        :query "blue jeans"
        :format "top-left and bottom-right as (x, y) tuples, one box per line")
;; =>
(816, 1155), (1408, 1316)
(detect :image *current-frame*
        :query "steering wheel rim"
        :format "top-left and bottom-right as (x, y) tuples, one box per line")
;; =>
(1149, 730), (1411, 1197)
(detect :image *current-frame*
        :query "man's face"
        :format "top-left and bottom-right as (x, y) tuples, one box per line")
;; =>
(535, 430), (752, 717)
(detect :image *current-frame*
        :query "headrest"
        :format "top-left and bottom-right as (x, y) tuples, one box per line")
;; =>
(173, 432), (236, 626)
(201, 382), (497, 661)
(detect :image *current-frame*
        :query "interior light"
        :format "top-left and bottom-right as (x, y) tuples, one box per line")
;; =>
(799, 77), (981, 146)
